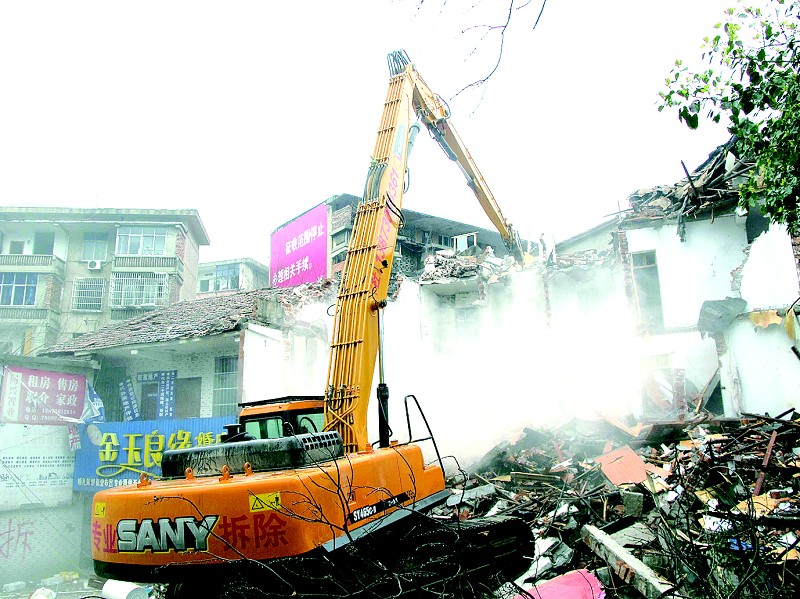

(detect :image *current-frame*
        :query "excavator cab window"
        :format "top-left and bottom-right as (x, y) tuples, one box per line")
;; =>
(244, 417), (284, 440)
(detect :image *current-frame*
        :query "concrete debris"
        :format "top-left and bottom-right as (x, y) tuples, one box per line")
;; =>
(420, 246), (517, 284)
(447, 408), (800, 597)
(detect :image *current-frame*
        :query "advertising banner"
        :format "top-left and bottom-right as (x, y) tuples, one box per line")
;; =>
(270, 202), (328, 288)
(0, 366), (86, 425)
(118, 378), (141, 421)
(74, 416), (229, 492)
(136, 370), (177, 418)
(0, 423), (75, 509)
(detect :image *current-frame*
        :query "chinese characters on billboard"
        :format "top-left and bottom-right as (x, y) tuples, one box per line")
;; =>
(74, 417), (229, 492)
(136, 370), (177, 418)
(270, 202), (328, 288)
(0, 366), (86, 425)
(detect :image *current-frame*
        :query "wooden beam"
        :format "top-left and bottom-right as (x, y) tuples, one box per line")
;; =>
(581, 524), (673, 599)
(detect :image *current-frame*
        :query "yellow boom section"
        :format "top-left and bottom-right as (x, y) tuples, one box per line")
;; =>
(324, 50), (522, 453)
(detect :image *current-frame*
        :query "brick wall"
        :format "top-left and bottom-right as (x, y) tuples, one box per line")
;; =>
(175, 230), (186, 262)
(613, 230), (638, 320)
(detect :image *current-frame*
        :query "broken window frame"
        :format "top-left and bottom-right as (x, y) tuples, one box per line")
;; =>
(631, 250), (665, 330)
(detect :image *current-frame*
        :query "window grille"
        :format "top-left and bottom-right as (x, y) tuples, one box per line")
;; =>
(0, 273), (37, 306)
(110, 272), (169, 307)
(115, 226), (167, 256)
(72, 277), (106, 311)
(213, 356), (239, 417)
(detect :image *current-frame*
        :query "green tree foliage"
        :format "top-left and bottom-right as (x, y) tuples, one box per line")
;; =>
(659, 1), (800, 233)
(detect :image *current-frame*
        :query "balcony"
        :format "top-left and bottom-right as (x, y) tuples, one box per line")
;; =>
(0, 306), (50, 321)
(0, 254), (66, 278)
(113, 255), (184, 273)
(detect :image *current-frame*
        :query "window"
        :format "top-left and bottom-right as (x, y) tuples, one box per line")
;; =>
(110, 272), (169, 307)
(436, 234), (453, 247)
(83, 233), (108, 261)
(199, 278), (211, 292)
(115, 226), (167, 256)
(632, 251), (664, 329)
(455, 306), (480, 339)
(0, 273), (37, 306)
(331, 252), (346, 265)
(332, 230), (350, 248)
(453, 232), (477, 252)
(33, 232), (54, 255)
(72, 277), (105, 311)
(213, 356), (239, 417)
(8, 241), (24, 255)
(215, 264), (239, 291)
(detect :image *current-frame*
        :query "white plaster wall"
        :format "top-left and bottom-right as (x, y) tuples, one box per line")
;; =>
(739, 224), (799, 308)
(625, 215), (748, 328)
(726, 317), (800, 415)
(119, 351), (219, 417)
(241, 317), (330, 403)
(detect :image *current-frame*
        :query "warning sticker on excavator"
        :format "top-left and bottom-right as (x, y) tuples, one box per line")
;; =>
(249, 492), (281, 512)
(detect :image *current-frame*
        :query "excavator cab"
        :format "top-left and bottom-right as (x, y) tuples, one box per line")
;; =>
(238, 395), (325, 438)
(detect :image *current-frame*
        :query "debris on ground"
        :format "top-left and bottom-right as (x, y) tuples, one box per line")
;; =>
(445, 408), (800, 598)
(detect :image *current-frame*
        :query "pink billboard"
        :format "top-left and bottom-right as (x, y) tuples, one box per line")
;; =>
(0, 366), (86, 425)
(270, 202), (328, 288)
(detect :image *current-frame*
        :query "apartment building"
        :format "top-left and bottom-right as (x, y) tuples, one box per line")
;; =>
(270, 193), (511, 288)
(0, 207), (209, 354)
(197, 258), (270, 296)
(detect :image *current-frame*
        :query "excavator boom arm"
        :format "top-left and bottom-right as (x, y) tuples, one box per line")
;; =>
(324, 50), (524, 452)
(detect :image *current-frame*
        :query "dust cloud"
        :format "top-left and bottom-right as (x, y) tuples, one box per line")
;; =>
(379, 272), (644, 466)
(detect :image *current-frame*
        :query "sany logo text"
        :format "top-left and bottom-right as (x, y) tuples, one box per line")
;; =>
(117, 515), (218, 552)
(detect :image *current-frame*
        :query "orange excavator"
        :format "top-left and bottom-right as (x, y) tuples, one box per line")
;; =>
(91, 50), (531, 598)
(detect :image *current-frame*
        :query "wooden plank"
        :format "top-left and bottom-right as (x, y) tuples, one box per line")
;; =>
(581, 525), (673, 599)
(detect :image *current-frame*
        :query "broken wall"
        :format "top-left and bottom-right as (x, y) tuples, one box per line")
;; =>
(625, 215), (748, 328)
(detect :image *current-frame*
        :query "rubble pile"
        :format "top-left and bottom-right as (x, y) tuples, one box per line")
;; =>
(440, 411), (800, 598)
(420, 247), (517, 284)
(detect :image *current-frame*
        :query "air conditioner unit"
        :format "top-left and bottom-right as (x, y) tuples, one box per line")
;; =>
(87, 260), (103, 270)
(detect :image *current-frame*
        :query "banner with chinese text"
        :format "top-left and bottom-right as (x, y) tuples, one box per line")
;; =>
(136, 370), (176, 418)
(74, 417), (229, 492)
(269, 202), (328, 288)
(0, 366), (86, 425)
(118, 378), (141, 421)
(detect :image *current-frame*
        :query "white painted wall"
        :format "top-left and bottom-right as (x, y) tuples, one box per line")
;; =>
(240, 318), (330, 403)
(726, 316), (800, 415)
(625, 215), (748, 328)
(722, 224), (800, 416)
(739, 224), (799, 309)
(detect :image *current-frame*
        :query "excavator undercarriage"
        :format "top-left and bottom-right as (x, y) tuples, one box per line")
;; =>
(163, 509), (533, 599)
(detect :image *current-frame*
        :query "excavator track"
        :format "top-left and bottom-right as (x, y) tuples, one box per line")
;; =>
(165, 513), (532, 598)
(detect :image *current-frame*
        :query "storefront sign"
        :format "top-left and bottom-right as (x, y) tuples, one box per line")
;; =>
(74, 417), (229, 492)
(0, 366), (86, 425)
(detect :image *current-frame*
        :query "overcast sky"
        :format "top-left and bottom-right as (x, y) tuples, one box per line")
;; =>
(0, 1), (733, 265)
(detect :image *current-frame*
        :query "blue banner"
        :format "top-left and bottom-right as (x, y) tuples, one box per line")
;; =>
(84, 384), (105, 423)
(118, 378), (141, 421)
(74, 416), (230, 492)
(136, 370), (177, 419)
